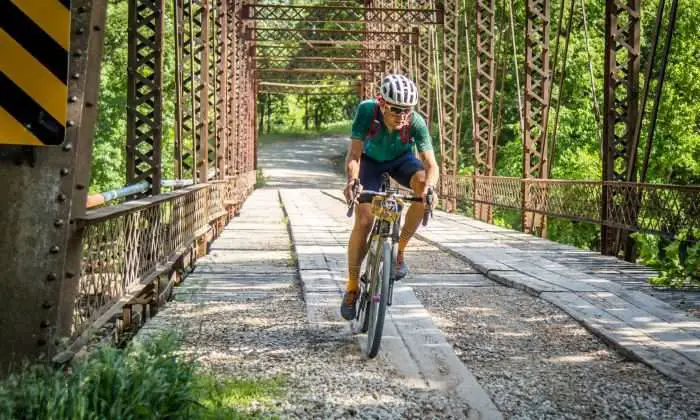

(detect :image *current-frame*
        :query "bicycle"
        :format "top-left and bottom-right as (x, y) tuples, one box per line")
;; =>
(346, 173), (433, 358)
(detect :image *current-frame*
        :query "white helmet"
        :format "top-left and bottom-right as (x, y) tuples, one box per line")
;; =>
(380, 74), (418, 107)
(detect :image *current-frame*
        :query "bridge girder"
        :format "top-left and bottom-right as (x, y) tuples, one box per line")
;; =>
(241, 4), (443, 25)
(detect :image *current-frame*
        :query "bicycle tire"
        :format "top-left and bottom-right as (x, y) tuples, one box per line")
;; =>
(366, 240), (391, 358)
(357, 241), (376, 334)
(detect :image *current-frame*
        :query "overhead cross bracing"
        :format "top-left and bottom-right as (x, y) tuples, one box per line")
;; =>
(256, 57), (386, 71)
(241, 4), (443, 24)
(247, 28), (417, 44)
(254, 45), (397, 59)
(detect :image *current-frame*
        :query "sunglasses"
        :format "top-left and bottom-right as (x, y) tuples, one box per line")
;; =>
(385, 105), (412, 115)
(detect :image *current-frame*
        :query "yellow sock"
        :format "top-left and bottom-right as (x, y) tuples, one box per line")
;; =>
(346, 264), (361, 292)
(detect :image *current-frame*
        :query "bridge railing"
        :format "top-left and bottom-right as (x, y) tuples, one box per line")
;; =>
(63, 172), (255, 355)
(444, 176), (699, 242)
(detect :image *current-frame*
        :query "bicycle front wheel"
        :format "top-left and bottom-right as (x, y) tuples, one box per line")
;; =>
(366, 240), (392, 358)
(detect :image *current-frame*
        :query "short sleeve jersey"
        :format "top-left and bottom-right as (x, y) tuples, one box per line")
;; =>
(350, 99), (433, 162)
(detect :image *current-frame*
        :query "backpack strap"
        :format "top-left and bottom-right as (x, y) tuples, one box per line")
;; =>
(399, 115), (413, 144)
(366, 99), (381, 139)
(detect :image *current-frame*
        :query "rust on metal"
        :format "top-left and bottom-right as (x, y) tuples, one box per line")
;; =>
(241, 4), (442, 24)
(602, 0), (641, 256)
(473, 0), (496, 222)
(522, 0), (552, 235)
(126, 0), (164, 195)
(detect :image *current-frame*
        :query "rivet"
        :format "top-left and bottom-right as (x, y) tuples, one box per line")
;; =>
(57, 193), (67, 202)
(50, 246), (60, 254)
(69, 96), (79, 103)
(40, 320), (51, 328)
(25, 123), (32, 129)
(66, 120), (76, 127)
(54, 219), (65, 227)
(42, 302), (53, 309)
(47, 273), (58, 282)
(65, 272), (75, 279)
(76, 27), (85, 35)
(60, 168), (70, 176)
(73, 50), (83, 58)
(71, 73), (81, 80)
(37, 339), (47, 346)
(78, 6), (87, 13)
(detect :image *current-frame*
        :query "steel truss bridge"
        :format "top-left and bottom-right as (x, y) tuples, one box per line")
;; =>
(0, 0), (697, 371)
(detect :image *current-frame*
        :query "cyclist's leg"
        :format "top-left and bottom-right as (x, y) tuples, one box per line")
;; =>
(389, 153), (426, 273)
(346, 202), (372, 293)
(342, 156), (385, 320)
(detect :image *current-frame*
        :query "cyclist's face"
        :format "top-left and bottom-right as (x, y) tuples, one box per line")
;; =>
(380, 103), (411, 130)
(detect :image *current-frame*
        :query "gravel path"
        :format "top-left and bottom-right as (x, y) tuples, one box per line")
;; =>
(173, 279), (472, 419)
(406, 241), (700, 419)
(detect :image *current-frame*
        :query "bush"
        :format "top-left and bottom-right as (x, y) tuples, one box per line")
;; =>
(0, 333), (284, 420)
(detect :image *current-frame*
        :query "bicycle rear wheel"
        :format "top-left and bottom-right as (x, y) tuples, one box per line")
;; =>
(366, 240), (391, 358)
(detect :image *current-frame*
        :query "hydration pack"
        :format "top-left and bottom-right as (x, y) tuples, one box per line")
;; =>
(366, 97), (413, 144)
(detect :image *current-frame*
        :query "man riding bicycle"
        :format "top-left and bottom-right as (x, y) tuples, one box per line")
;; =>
(341, 74), (439, 321)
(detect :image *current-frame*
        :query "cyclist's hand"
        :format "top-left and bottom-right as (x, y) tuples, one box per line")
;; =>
(344, 179), (362, 204)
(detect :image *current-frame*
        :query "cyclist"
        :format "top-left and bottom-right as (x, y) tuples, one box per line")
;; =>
(341, 74), (439, 321)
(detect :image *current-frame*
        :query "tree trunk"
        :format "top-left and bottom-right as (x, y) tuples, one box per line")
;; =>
(266, 94), (272, 134)
(304, 95), (309, 130)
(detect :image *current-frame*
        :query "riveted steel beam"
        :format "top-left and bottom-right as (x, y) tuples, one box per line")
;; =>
(438, 0), (461, 212)
(522, 0), (551, 235)
(247, 28), (417, 44)
(126, 0), (164, 195)
(602, 0), (641, 256)
(256, 58), (384, 71)
(0, 0), (107, 371)
(255, 45), (395, 60)
(241, 4), (443, 24)
(473, 0), (496, 222)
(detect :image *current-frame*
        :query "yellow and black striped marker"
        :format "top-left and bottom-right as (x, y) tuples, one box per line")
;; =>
(1, 0), (70, 146)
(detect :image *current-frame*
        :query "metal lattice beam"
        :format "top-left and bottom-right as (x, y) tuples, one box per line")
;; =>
(256, 58), (384, 70)
(473, 0), (496, 222)
(241, 4), (442, 24)
(248, 28), (416, 44)
(225, 0), (236, 177)
(439, 0), (460, 212)
(208, 1), (218, 177)
(523, 0), (551, 234)
(192, 0), (210, 183)
(254, 45), (395, 60)
(216, 0), (228, 179)
(126, 0), (164, 195)
(602, 0), (641, 256)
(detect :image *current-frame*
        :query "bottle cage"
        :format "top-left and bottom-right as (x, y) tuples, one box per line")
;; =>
(366, 97), (412, 144)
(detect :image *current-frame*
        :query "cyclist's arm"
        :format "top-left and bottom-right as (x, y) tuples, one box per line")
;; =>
(346, 139), (364, 182)
(418, 150), (439, 189)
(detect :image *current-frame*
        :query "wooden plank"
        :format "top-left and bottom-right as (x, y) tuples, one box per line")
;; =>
(578, 291), (700, 365)
(488, 270), (568, 296)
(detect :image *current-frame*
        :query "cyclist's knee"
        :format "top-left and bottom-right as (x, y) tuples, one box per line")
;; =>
(410, 171), (427, 193)
(354, 205), (373, 231)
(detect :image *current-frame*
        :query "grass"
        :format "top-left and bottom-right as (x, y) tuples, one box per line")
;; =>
(258, 121), (351, 144)
(256, 168), (268, 188)
(0, 333), (285, 420)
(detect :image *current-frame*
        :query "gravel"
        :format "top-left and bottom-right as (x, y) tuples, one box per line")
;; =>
(407, 242), (700, 419)
(168, 278), (472, 419)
